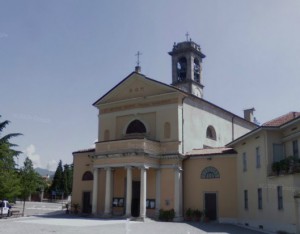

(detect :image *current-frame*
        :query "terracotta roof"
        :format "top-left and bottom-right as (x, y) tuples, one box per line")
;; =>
(72, 148), (95, 154)
(186, 147), (236, 157)
(262, 112), (300, 127)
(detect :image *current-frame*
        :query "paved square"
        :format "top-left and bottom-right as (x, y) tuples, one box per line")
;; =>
(0, 202), (264, 234)
(1, 215), (265, 234)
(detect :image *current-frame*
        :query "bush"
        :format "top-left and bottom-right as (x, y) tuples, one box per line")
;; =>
(272, 162), (281, 175)
(185, 208), (203, 221)
(272, 156), (300, 175)
(277, 231), (289, 234)
(193, 209), (202, 220)
(185, 208), (192, 219)
(71, 203), (80, 214)
(159, 209), (175, 222)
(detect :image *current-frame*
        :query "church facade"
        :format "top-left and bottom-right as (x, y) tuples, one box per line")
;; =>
(72, 39), (257, 222)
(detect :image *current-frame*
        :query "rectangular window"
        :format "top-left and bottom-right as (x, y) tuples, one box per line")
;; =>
(293, 140), (299, 158)
(273, 144), (284, 162)
(256, 147), (261, 168)
(244, 190), (248, 210)
(258, 188), (262, 210)
(243, 152), (247, 172)
(277, 186), (283, 210)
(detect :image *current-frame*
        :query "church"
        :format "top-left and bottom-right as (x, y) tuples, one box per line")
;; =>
(71, 38), (258, 222)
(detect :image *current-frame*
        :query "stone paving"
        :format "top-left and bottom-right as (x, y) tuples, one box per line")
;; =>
(0, 201), (266, 234)
(1, 215), (267, 234)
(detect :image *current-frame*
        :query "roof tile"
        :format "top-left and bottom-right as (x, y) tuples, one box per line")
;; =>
(186, 147), (236, 156)
(262, 112), (300, 127)
(73, 148), (95, 154)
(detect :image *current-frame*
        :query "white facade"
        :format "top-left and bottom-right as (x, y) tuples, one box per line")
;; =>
(182, 97), (255, 154)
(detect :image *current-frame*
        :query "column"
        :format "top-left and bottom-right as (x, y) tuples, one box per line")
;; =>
(92, 168), (98, 215)
(174, 167), (183, 221)
(104, 167), (112, 216)
(125, 166), (132, 217)
(295, 197), (300, 234)
(155, 169), (161, 216)
(140, 166), (147, 220)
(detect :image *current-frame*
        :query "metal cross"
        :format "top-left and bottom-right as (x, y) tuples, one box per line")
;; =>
(185, 32), (189, 41)
(135, 51), (142, 66)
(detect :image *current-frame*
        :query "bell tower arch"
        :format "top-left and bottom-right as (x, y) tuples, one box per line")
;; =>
(169, 37), (206, 98)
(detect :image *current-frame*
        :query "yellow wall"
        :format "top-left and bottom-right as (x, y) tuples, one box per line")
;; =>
(183, 155), (237, 221)
(72, 152), (94, 211)
(160, 168), (175, 210)
(234, 127), (299, 233)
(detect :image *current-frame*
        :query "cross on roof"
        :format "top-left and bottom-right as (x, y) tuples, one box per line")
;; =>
(185, 32), (189, 41)
(135, 51), (142, 66)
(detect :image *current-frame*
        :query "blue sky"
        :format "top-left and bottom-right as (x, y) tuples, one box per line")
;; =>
(1, 0), (300, 170)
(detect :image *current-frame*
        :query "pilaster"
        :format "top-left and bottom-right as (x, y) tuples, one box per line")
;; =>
(92, 168), (98, 215)
(174, 166), (183, 221)
(155, 169), (161, 217)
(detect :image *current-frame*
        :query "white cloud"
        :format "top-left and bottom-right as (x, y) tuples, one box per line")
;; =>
(0, 33), (8, 38)
(46, 160), (58, 172)
(90, 139), (97, 148)
(24, 144), (42, 168)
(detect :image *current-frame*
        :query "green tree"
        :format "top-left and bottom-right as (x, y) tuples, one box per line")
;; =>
(50, 160), (64, 198)
(0, 115), (22, 201)
(63, 163), (73, 196)
(49, 161), (73, 199)
(19, 157), (40, 216)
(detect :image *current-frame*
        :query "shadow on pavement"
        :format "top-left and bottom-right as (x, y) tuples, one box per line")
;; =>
(184, 221), (261, 234)
(31, 212), (129, 222)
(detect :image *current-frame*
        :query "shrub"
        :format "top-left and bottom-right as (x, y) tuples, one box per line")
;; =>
(277, 231), (289, 234)
(185, 208), (192, 220)
(192, 209), (202, 221)
(71, 203), (80, 214)
(159, 209), (175, 222)
(272, 162), (281, 175)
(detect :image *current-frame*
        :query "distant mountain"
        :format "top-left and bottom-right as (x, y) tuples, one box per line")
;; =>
(35, 167), (55, 177)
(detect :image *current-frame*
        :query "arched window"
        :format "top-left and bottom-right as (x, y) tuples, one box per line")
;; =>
(164, 122), (171, 138)
(104, 129), (110, 141)
(177, 57), (187, 82)
(206, 126), (216, 140)
(201, 167), (220, 179)
(193, 58), (200, 83)
(82, 171), (93, 181)
(126, 120), (146, 134)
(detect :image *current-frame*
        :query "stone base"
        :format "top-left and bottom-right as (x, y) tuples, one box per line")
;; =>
(173, 216), (184, 222)
(102, 213), (113, 218)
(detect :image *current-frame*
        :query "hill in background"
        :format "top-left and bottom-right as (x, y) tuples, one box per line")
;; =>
(35, 167), (55, 177)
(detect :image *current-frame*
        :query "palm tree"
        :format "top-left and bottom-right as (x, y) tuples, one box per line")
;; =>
(0, 115), (22, 200)
(0, 115), (22, 157)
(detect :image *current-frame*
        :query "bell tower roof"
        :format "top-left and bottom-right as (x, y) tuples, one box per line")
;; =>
(168, 40), (206, 58)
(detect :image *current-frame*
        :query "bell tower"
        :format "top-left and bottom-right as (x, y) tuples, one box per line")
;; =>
(169, 37), (206, 98)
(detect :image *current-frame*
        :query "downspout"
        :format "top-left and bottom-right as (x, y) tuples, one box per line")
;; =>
(181, 96), (187, 219)
(232, 115), (236, 141)
(182, 97), (187, 154)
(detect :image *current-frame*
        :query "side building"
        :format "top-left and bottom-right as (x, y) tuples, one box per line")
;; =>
(227, 112), (300, 233)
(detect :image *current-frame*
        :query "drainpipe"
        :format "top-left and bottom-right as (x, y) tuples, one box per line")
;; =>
(181, 97), (187, 154)
(231, 116), (236, 141)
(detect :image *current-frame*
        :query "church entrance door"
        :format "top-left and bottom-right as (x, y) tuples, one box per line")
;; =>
(131, 181), (140, 217)
(204, 193), (217, 221)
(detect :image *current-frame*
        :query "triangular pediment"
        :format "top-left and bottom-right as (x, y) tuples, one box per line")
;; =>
(93, 72), (183, 106)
